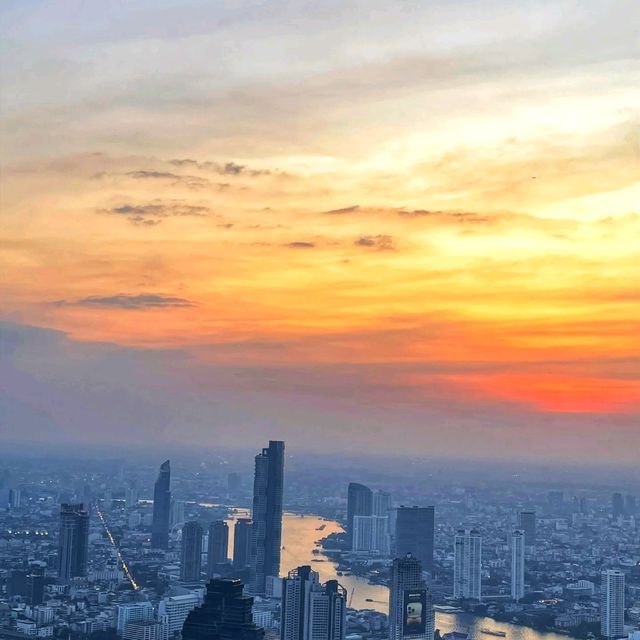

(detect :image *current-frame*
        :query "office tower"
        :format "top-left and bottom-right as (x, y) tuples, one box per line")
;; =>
(181, 578), (265, 640)
(372, 491), (392, 517)
(347, 483), (373, 546)
(26, 564), (45, 605)
(171, 500), (186, 528)
(601, 570), (625, 639)
(117, 602), (155, 635)
(233, 519), (253, 570)
(352, 516), (390, 554)
(7, 570), (28, 598)
(228, 473), (241, 496)
(159, 594), (201, 636)
(510, 530), (525, 601)
(453, 529), (482, 601)
(123, 621), (169, 640)
(125, 486), (138, 509)
(250, 440), (285, 595)
(389, 554), (434, 640)
(281, 566), (346, 640)
(8, 488), (21, 509)
(181, 521), (204, 582)
(579, 497), (589, 514)
(151, 460), (171, 549)
(517, 511), (536, 548)
(103, 489), (112, 512)
(612, 493), (625, 518)
(395, 506), (435, 572)
(625, 495), (637, 515)
(208, 521), (230, 575)
(58, 503), (89, 580)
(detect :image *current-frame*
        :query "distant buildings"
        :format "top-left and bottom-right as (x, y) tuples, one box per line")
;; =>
(58, 503), (89, 580)
(208, 521), (229, 575)
(453, 529), (482, 601)
(352, 515), (390, 555)
(250, 440), (285, 595)
(389, 554), (434, 640)
(233, 518), (253, 570)
(281, 565), (346, 640)
(151, 460), (171, 549)
(395, 507), (435, 572)
(347, 483), (373, 547)
(181, 578), (264, 640)
(601, 569), (625, 639)
(510, 530), (525, 601)
(181, 521), (204, 582)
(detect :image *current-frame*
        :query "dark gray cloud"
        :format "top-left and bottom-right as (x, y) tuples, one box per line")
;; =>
(100, 200), (210, 225)
(354, 234), (394, 250)
(324, 205), (360, 215)
(169, 158), (277, 177)
(54, 294), (195, 309)
(286, 241), (316, 249)
(399, 209), (491, 223)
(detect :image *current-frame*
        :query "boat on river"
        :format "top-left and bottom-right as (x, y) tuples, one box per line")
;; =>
(480, 630), (506, 637)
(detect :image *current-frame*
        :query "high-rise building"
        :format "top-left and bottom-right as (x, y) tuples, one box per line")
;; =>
(151, 460), (171, 550)
(208, 521), (230, 575)
(123, 621), (169, 640)
(352, 516), (390, 554)
(26, 564), (45, 605)
(171, 500), (186, 528)
(601, 570), (625, 639)
(389, 554), (434, 640)
(372, 491), (392, 517)
(181, 578), (265, 640)
(233, 519), (253, 570)
(453, 529), (482, 601)
(347, 483), (373, 546)
(547, 491), (564, 513)
(395, 507), (435, 572)
(250, 440), (285, 595)
(510, 530), (525, 601)
(8, 488), (21, 509)
(228, 473), (241, 496)
(281, 566), (346, 640)
(159, 594), (201, 636)
(625, 495), (636, 516)
(117, 602), (155, 635)
(181, 521), (204, 582)
(612, 493), (625, 518)
(58, 503), (89, 580)
(125, 486), (138, 509)
(517, 511), (536, 548)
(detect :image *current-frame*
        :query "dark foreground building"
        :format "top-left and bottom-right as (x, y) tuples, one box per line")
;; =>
(346, 483), (373, 546)
(182, 579), (264, 640)
(395, 506), (435, 572)
(151, 460), (171, 549)
(58, 503), (89, 580)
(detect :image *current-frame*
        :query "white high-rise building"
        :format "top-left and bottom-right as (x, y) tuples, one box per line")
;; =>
(372, 492), (392, 517)
(158, 593), (201, 636)
(601, 570), (625, 639)
(352, 515), (390, 554)
(389, 554), (434, 640)
(510, 530), (525, 601)
(453, 529), (482, 600)
(123, 622), (168, 640)
(116, 603), (154, 636)
(281, 565), (346, 640)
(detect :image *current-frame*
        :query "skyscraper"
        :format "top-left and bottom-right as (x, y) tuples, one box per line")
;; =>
(181, 578), (264, 640)
(389, 554), (434, 640)
(151, 460), (171, 550)
(510, 530), (525, 601)
(601, 570), (625, 639)
(352, 515), (390, 554)
(453, 529), (482, 601)
(250, 440), (285, 595)
(181, 521), (204, 582)
(347, 483), (373, 546)
(233, 519), (253, 570)
(208, 521), (230, 576)
(281, 566), (346, 640)
(395, 506), (435, 572)
(58, 503), (89, 580)
(372, 491), (392, 517)
(517, 511), (536, 548)
(612, 493), (625, 518)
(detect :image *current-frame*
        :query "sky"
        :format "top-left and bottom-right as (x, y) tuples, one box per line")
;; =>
(0, 1), (638, 464)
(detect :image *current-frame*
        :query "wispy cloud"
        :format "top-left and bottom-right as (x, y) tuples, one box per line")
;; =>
(99, 200), (210, 225)
(354, 235), (395, 250)
(54, 294), (196, 309)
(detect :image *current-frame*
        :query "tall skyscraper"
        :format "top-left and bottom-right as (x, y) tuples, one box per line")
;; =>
(181, 521), (204, 582)
(8, 488), (21, 509)
(233, 519), (253, 570)
(395, 506), (435, 572)
(612, 493), (625, 518)
(601, 570), (625, 639)
(372, 491), (392, 517)
(389, 554), (434, 640)
(352, 515), (390, 554)
(347, 483), (373, 546)
(181, 578), (264, 640)
(281, 566), (346, 640)
(510, 530), (525, 601)
(26, 565), (45, 605)
(250, 440), (285, 595)
(208, 521), (230, 575)
(517, 511), (536, 548)
(151, 460), (171, 549)
(453, 529), (482, 601)
(58, 503), (89, 580)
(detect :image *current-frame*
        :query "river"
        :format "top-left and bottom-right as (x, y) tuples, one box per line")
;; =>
(223, 511), (577, 640)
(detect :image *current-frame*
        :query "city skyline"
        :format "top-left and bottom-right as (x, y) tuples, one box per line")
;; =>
(0, 1), (638, 465)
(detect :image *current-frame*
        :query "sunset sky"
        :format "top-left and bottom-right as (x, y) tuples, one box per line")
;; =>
(1, 1), (638, 463)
